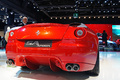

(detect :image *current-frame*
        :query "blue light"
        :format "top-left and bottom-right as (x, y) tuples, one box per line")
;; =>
(112, 25), (120, 36)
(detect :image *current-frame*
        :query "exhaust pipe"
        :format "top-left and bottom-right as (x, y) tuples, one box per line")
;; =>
(73, 65), (80, 71)
(66, 64), (80, 71)
(66, 65), (72, 71)
(6, 60), (14, 66)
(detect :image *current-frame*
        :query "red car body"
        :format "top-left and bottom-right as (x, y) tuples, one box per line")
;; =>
(6, 23), (99, 73)
(115, 39), (120, 47)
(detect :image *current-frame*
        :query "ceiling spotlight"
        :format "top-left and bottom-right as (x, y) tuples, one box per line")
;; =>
(10, 12), (14, 15)
(107, 16), (109, 18)
(101, 4), (103, 6)
(104, 1), (107, 3)
(108, 3), (110, 5)
(19, 16), (22, 18)
(2, 20), (5, 23)
(4, 16), (6, 19)
(17, 19), (19, 22)
(76, 1), (78, 3)
(118, 16), (120, 18)
(64, 17), (66, 19)
(32, 21), (36, 23)
(37, 10), (39, 12)
(98, 16), (100, 18)
(84, 17), (86, 19)
(99, 11), (101, 13)
(1, 7), (5, 11)
(6, 16), (9, 18)
(33, 3), (35, 5)
(5, 20), (7, 24)
(28, 2), (30, 4)
(69, 17), (72, 19)
(103, 16), (105, 18)
(79, 17), (81, 19)
(107, 11), (110, 13)
(98, 1), (100, 3)
(55, 17), (57, 19)
(51, 17), (53, 19)
(94, 16), (96, 18)
(1, 9), (3, 11)
(112, 16), (114, 18)
(14, 19), (16, 23)
(112, 11), (114, 13)
(74, 5), (77, 7)
(51, 7), (53, 9)
(113, 3), (115, 5)
(91, 2), (93, 4)
(89, 17), (91, 19)
(60, 17), (62, 19)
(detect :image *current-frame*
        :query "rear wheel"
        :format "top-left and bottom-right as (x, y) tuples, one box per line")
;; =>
(108, 44), (113, 48)
(21, 66), (30, 70)
(89, 51), (99, 76)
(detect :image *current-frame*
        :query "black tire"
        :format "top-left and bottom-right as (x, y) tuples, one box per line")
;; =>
(21, 66), (29, 70)
(108, 44), (113, 48)
(89, 51), (99, 76)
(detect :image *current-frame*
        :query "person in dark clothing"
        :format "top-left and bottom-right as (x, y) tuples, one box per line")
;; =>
(102, 30), (108, 47)
(0, 36), (1, 41)
(18, 17), (28, 26)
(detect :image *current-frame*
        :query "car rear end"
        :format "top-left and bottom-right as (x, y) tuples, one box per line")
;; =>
(6, 23), (99, 72)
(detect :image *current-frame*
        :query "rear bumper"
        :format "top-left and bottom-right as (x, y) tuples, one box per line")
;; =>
(6, 39), (98, 72)
(15, 55), (95, 72)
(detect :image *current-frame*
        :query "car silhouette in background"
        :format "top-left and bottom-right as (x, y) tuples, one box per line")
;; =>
(115, 39), (120, 48)
(97, 33), (118, 51)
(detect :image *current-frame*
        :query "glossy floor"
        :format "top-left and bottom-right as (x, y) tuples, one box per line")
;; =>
(0, 49), (120, 80)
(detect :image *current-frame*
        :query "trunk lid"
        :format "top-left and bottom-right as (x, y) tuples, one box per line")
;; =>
(17, 23), (69, 40)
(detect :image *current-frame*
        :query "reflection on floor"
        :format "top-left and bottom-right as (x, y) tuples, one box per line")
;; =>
(0, 49), (120, 80)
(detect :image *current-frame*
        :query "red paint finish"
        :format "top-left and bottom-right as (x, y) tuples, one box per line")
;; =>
(6, 23), (98, 72)
(86, 24), (112, 40)
(115, 39), (120, 46)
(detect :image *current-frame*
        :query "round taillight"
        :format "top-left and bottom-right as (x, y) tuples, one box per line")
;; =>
(10, 32), (14, 37)
(74, 28), (86, 37)
(77, 30), (83, 36)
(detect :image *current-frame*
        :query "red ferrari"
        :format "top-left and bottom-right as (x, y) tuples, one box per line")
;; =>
(6, 23), (99, 75)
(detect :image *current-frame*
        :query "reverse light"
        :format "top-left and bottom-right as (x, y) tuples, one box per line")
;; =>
(10, 32), (14, 37)
(74, 28), (86, 37)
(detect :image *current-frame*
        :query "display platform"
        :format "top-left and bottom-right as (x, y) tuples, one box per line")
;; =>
(0, 49), (120, 80)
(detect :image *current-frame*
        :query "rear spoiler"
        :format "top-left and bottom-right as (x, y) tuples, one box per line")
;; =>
(69, 23), (88, 28)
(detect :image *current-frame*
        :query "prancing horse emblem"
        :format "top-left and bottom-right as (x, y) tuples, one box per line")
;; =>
(36, 30), (40, 36)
